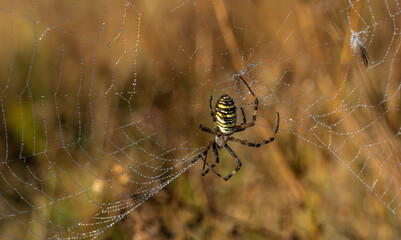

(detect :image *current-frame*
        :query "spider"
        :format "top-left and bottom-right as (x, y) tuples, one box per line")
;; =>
(192, 76), (280, 181)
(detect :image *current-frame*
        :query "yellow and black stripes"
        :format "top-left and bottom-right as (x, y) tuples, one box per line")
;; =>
(193, 75), (279, 181)
(215, 94), (237, 135)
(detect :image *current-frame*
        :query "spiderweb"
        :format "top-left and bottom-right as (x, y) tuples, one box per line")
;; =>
(0, 0), (400, 239)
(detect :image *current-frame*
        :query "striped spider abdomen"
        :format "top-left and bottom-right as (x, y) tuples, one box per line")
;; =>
(215, 94), (237, 135)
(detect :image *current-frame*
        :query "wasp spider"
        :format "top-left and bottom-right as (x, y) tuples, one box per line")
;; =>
(192, 76), (280, 181)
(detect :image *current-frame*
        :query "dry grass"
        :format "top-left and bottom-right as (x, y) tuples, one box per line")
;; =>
(0, 0), (401, 239)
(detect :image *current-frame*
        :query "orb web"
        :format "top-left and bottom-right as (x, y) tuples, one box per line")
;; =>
(0, 0), (401, 239)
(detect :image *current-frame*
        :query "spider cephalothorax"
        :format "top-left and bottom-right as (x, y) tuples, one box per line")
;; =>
(192, 76), (279, 181)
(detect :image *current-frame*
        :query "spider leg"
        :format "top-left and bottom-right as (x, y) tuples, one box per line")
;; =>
(234, 77), (259, 133)
(199, 124), (214, 134)
(227, 136), (274, 147)
(228, 117), (278, 147)
(202, 142), (219, 175)
(198, 96), (217, 135)
(229, 112), (279, 147)
(232, 107), (247, 133)
(239, 76), (256, 96)
(222, 144), (242, 181)
(240, 106), (246, 124)
(209, 95), (217, 123)
(234, 97), (258, 132)
(200, 144), (242, 181)
(191, 139), (213, 165)
(202, 161), (224, 179)
(202, 140), (214, 173)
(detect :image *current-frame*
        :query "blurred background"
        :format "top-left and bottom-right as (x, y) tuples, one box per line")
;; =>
(0, 0), (401, 239)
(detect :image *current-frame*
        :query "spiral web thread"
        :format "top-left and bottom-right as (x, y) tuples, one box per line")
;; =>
(0, 0), (401, 239)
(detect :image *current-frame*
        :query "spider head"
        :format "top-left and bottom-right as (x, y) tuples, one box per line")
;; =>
(215, 134), (228, 148)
